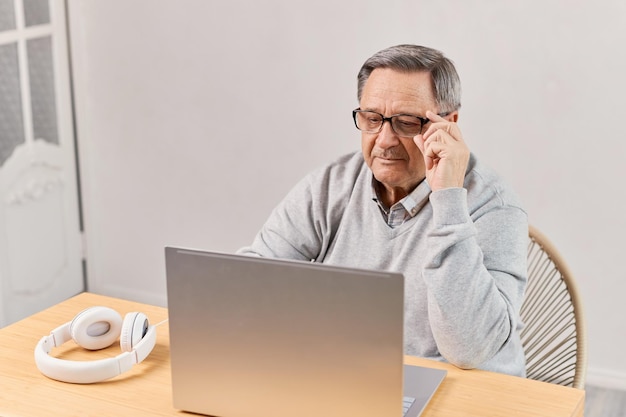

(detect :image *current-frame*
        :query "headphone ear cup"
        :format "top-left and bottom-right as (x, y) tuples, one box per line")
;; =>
(70, 307), (123, 350)
(120, 312), (149, 352)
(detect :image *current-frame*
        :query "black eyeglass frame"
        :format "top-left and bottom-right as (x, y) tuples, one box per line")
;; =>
(352, 108), (450, 137)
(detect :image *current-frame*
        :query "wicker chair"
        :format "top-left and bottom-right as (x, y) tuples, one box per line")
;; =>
(520, 225), (587, 389)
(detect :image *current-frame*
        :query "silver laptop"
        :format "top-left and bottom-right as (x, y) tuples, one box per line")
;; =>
(165, 247), (446, 417)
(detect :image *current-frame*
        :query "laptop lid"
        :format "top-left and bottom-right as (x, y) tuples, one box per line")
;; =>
(165, 247), (445, 417)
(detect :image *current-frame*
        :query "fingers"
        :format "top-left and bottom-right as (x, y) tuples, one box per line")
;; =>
(419, 128), (448, 158)
(414, 133), (425, 154)
(425, 110), (447, 123)
(413, 134), (436, 170)
(423, 110), (462, 143)
(414, 110), (467, 176)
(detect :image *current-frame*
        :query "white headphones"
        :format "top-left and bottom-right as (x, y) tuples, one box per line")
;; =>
(34, 306), (157, 384)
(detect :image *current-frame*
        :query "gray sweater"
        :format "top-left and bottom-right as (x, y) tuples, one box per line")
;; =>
(239, 151), (528, 377)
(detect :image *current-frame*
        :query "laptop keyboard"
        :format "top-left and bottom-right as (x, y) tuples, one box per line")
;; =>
(403, 396), (416, 416)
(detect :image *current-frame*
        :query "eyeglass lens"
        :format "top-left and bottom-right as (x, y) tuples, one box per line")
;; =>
(354, 111), (424, 137)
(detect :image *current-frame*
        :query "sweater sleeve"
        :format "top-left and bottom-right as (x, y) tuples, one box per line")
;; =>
(237, 153), (362, 260)
(237, 174), (326, 260)
(423, 187), (528, 370)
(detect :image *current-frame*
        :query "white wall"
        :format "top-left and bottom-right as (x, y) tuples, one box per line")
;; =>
(68, 1), (626, 389)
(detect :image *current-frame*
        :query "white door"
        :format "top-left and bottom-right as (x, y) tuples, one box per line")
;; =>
(0, 0), (83, 326)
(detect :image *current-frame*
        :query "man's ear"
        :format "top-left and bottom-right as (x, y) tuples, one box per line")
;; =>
(445, 111), (459, 123)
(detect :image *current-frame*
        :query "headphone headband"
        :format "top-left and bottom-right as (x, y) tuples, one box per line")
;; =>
(34, 307), (157, 384)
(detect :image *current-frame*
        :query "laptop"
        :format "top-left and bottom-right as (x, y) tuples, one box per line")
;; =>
(165, 247), (446, 417)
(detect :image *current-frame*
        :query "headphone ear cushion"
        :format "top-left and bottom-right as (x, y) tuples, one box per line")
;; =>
(120, 312), (149, 352)
(69, 307), (123, 350)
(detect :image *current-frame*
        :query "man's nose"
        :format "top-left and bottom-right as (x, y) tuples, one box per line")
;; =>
(376, 120), (400, 148)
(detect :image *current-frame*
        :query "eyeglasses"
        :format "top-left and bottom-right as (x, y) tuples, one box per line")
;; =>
(352, 109), (447, 137)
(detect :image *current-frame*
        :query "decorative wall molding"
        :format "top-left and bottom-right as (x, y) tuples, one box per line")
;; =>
(5, 170), (63, 206)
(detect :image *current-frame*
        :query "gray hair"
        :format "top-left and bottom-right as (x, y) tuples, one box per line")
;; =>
(357, 44), (461, 114)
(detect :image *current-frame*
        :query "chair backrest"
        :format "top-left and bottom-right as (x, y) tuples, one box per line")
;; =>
(520, 225), (587, 389)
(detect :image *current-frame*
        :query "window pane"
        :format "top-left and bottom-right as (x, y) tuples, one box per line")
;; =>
(0, 0), (16, 31)
(23, 0), (50, 27)
(0, 42), (25, 167)
(27, 36), (58, 144)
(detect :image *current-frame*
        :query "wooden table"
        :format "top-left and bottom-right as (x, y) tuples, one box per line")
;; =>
(0, 293), (585, 416)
